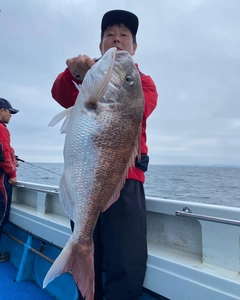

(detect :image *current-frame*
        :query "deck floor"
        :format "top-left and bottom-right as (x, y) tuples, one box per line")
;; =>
(0, 261), (162, 300)
(0, 261), (54, 300)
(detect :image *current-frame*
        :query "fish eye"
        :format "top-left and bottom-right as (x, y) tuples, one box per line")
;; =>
(125, 76), (134, 85)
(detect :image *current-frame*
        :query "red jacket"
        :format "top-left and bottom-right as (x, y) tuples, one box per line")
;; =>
(51, 65), (158, 183)
(0, 122), (17, 179)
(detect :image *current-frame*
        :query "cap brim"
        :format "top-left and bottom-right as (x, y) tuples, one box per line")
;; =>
(101, 10), (138, 37)
(9, 108), (19, 114)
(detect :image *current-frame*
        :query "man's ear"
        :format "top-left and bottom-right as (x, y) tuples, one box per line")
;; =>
(99, 43), (103, 55)
(132, 43), (137, 55)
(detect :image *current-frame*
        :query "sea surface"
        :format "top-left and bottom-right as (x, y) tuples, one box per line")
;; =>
(16, 162), (240, 208)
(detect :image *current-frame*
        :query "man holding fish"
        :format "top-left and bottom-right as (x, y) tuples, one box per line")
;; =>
(48, 9), (158, 300)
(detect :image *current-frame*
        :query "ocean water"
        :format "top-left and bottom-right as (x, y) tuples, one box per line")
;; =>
(16, 162), (240, 208)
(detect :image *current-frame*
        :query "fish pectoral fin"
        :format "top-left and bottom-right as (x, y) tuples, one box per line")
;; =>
(48, 107), (74, 134)
(82, 78), (107, 109)
(84, 97), (98, 109)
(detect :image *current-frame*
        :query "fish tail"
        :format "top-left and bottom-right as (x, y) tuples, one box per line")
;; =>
(43, 237), (94, 300)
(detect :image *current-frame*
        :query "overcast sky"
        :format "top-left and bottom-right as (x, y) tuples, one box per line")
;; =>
(1, 0), (240, 166)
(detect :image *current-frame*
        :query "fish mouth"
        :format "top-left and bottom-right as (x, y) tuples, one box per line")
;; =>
(95, 48), (120, 62)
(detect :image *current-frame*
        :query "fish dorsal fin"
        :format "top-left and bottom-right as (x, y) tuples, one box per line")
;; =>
(72, 81), (82, 92)
(48, 107), (74, 134)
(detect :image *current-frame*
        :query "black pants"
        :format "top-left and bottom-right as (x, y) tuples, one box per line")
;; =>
(71, 179), (147, 300)
(0, 169), (12, 239)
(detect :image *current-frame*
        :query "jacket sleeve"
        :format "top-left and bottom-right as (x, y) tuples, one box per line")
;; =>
(51, 68), (82, 109)
(0, 127), (17, 178)
(138, 73), (158, 155)
(141, 74), (158, 119)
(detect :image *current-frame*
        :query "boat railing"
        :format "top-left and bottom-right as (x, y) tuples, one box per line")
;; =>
(13, 181), (240, 226)
(176, 206), (240, 226)
(15, 183), (59, 195)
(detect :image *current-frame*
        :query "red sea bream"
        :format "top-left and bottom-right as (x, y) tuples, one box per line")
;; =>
(43, 47), (144, 300)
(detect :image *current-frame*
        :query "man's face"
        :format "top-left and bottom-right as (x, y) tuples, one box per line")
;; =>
(0, 108), (11, 124)
(99, 24), (137, 56)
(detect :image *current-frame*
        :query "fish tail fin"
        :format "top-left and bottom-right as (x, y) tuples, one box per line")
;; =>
(43, 237), (94, 300)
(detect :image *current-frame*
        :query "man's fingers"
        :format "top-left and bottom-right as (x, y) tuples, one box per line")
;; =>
(85, 57), (96, 68)
(66, 57), (74, 68)
(66, 55), (96, 79)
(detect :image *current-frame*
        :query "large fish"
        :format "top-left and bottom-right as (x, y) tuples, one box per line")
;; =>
(43, 47), (144, 300)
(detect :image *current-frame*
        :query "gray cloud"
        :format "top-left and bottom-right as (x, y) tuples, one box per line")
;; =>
(1, 0), (240, 165)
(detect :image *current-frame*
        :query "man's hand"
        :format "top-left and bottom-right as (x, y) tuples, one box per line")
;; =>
(9, 177), (17, 185)
(66, 55), (96, 81)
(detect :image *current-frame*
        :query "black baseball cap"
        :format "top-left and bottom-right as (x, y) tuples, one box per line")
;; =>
(0, 98), (19, 114)
(101, 10), (139, 37)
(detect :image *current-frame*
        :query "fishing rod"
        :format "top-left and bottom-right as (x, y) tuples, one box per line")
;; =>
(15, 156), (62, 177)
